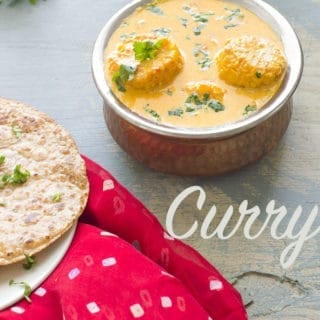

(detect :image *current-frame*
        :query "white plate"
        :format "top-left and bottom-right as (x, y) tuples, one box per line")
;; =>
(0, 223), (77, 311)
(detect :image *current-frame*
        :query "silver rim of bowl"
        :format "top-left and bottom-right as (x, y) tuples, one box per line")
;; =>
(92, 0), (303, 139)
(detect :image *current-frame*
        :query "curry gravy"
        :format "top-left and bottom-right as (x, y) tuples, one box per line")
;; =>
(104, 0), (286, 128)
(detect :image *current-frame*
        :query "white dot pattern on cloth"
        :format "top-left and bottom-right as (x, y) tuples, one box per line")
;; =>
(130, 303), (145, 318)
(10, 306), (25, 314)
(68, 267), (81, 280)
(34, 287), (47, 297)
(87, 302), (100, 314)
(102, 257), (117, 267)
(103, 179), (115, 191)
(161, 296), (172, 308)
(209, 279), (223, 291)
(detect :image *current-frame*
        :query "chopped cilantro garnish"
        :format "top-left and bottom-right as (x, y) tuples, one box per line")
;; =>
(144, 105), (161, 121)
(193, 23), (206, 36)
(186, 93), (203, 105)
(146, 5), (164, 15)
(255, 71), (262, 78)
(243, 105), (257, 115)
(0, 155), (5, 165)
(133, 40), (163, 61)
(168, 108), (184, 117)
(9, 280), (32, 303)
(183, 6), (214, 22)
(23, 254), (36, 270)
(224, 23), (238, 29)
(52, 192), (63, 203)
(152, 27), (171, 36)
(185, 106), (196, 113)
(11, 125), (22, 139)
(112, 64), (136, 92)
(193, 45), (208, 57)
(183, 6), (214, 36)
(2, 164), (30, 185)
(224, 7), (244, 21)
(198, 57), (213, 70)
(166, 89), (173, 96)
(187, 93), (225, 113)
(120, 21), (129, 28)
(179, 17), (188, 28)
(170, 93), (226, 116)
(207, 100), (225, 112)
(193, 44), (212, 70)
(120, 34), (129, 40)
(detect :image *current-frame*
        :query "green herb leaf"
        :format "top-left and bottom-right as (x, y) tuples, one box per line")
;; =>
(11, 125), (22, 139)
(166, 89), (173, 96)
(2, 164), (30, 185)
(0, 155), (5, 165)
(23, 254), (36, 270)
(9, 280), (32, 303)
(224, 7), (244, 22)
(133, 40), (163, 62)
(184, 93), (226, 114)
(112, 64), (136, 92)
(185, 93), (203, 105)
(224, 23), (238, 29)
(0, 0), (38, 5)
(168, 108), (184, 117)
(144, 105), (161, 121)
(207, 100), (225, 112)
(255, 71), (262, 78)
(183, 6), (214, 36)
(198, 57), (212, 70)
(146, 5), (164, 15)
(193, 23), (206, 36)
(152, 28), (171, 36)
(185, 106), (196, 113)
(193, 44), (212, 70)
(243, 104), (257, 115)
(52, 192), (63, 203)
(179, 17), (188, 28)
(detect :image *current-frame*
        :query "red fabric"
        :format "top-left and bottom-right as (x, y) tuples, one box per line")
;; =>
(0, 156), (247, 320)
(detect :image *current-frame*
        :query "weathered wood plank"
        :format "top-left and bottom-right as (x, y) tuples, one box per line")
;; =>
(0, 0), (319, 317)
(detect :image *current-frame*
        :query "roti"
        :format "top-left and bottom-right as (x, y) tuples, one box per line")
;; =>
(0, 98), (89, 265)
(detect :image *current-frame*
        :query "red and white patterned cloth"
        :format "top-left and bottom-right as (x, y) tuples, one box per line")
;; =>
(0, 156), (247, 320)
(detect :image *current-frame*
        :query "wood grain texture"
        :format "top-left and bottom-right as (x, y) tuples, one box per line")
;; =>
(0, 0), (319, 318)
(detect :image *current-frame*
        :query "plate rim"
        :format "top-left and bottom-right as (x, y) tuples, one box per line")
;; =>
(0, 222), (77, 311)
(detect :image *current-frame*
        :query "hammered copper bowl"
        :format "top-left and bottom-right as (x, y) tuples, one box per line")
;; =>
(92, 0), (303, 176)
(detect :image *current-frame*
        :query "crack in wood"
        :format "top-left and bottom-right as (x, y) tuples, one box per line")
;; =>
(231, 270), (308, 294)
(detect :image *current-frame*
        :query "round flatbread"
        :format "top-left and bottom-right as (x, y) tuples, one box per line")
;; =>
(0, 98), (89, 265)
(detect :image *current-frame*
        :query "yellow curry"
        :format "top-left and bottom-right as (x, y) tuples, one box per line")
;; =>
(104, 0), (287, 128)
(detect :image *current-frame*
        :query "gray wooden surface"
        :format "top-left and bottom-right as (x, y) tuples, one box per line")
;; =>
(0, 0), (319, 318)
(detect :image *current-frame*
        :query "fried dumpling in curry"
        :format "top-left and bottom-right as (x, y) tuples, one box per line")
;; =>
(107, 34), (184, 91)
(216, 36), (287, 88)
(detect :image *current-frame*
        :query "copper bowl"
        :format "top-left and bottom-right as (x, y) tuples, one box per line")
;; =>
(92, 0), (303, 176)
